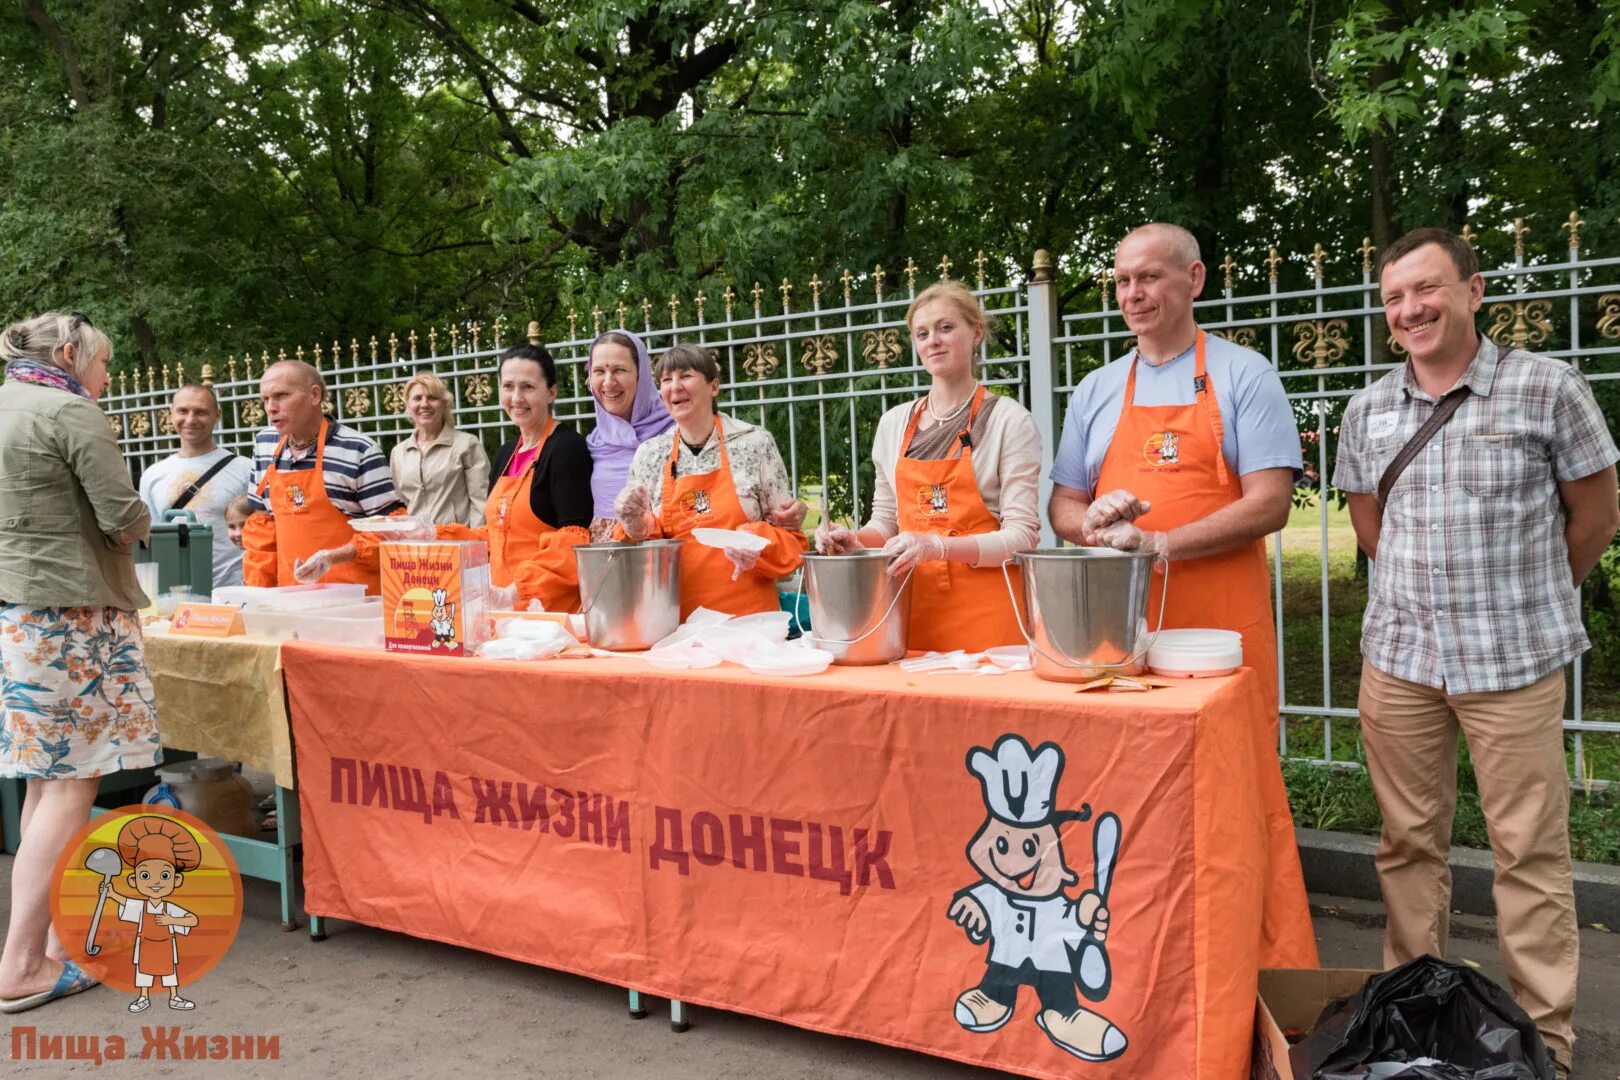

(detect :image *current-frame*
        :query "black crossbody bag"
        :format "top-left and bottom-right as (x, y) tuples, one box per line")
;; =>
(1374, 387), (1472, 516)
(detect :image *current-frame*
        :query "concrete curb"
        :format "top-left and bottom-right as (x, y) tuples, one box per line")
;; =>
(1297, 827), (1620, 928)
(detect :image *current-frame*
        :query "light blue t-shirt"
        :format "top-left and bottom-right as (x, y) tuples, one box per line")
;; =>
(1051, 334), (1303, 493)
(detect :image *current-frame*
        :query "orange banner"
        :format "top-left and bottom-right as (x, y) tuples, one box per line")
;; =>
(284, 645), (1316, 1080)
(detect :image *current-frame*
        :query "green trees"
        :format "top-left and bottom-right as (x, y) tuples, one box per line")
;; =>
(4, 0), (1620, 361)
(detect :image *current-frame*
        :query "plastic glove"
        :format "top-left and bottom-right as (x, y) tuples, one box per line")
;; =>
(490, 582), (521, 610)
(615, 484), (653, 541)
(815, 522), (863, 555)
(1083, 490), (1152, 540)
(390, 516), (437, 541)
(767, 497), (808, 531)
(723, 546), (763, 581)
(880, 531), (946, 576)
(1094, 520), (1169, 559)
(292, 549), (335, 584)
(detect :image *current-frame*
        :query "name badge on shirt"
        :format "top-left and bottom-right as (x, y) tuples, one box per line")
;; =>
(1367, 412), (1399, 441)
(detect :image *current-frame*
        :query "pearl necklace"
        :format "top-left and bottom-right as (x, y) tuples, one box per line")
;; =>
(925, 384), (977, 423)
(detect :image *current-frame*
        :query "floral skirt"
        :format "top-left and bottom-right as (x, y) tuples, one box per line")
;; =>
(0, 605), (162, 779)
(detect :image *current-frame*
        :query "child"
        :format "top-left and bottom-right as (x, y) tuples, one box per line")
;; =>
(93, 816), (203, 1013)
(224, 494), (252, 549)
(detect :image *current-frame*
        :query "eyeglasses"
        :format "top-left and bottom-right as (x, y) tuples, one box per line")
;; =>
(1379, 281), (1462, 310)
(69, 311), (93, 331)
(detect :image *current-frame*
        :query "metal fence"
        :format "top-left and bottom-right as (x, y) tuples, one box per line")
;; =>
(100, 221), (1620, 781)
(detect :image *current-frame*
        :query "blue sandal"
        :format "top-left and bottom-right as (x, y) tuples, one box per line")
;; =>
(0, 961), (98, 1014)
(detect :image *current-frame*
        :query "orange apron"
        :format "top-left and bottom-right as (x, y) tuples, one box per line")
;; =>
(255, 420), (379, 593)
(486, 421), (579, 613)
(134, 903), (177, 978)
(1096, 330), (1317, 968)
(661, 416), (779, 618)
(893, 386), (1024, 653)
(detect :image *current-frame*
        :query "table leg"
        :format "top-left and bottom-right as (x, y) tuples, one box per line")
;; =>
(274, 786), (301, 932)
(628, 990), (647, 1019)
(1, 778), (22, 855)
(670, 999), (689, 1033)
(309, 914), (327, 941)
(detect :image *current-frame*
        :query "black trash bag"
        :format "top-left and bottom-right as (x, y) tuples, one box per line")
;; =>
(1289, 956), (1558, 1080)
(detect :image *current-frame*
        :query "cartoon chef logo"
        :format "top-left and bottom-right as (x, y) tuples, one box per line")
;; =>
(286, 483), (308, 511)
(48, 807), (243, 1014)
(915, 483), (949, 517)
(1142, 431), (1179, 467)
(679, 489), (713, 518)
(947, 734), (1127, 1063)
(428, 588), (457, 649)
(496, 495), (511, 526)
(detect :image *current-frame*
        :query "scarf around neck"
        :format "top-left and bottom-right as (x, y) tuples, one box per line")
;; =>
(4, 358), (92, 400)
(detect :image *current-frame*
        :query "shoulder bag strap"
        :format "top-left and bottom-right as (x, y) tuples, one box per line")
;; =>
(170, 455), (236, 512)
(1375, 386), (1472, 513)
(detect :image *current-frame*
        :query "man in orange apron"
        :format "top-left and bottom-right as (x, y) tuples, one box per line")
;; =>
(241, 361), (405, 594)
(1048, 223), (1318, 969)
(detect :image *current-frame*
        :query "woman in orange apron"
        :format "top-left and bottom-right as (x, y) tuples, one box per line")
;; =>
(614, 344), (806, 618)
(816, 282), (1041, 653)
(432, 345), (594, 612)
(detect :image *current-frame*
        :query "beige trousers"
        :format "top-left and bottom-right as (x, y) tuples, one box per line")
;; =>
(1358, 660), (1577, 1066)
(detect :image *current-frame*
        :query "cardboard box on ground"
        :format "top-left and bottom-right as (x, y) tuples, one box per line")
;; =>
(1251, 968), (1380, 1080)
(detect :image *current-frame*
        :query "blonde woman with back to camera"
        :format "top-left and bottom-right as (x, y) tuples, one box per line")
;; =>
(816, 281), (1041, 653)
(0, 311), (162, 1014)
(389, 370), (491, 526)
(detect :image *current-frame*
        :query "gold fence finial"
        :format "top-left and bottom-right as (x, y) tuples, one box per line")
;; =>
(641, 297), (653, 328)
(779, 277), (793, 310)
(294, 346), (306, 366)
(1357, 237), (1376, 274)
(388, 333), (398, 361)
(408, 330), (418, 359)
(975, 250), (988, 287)
(1265, 246), (1282, 283)
(277, 347), (288, 363)
(1460, 223), (1476, 246)
(345, 338), (356, 364)
(1031, 249), (1054, 286)
(369, 336), (379, 363)
(314, 342), (325, 368)
(470, 322), (481, 353)
(567, 310), (578, 341)
(938, 254), (952, 281)
(840, 268), (854, 305)
(1219, 254), (1237, 292)
(1564, 211), (1586, 249)
(1309, 242), (1326, 281)
(904, 257), (918, 292)
(695, 291), (707, 321)
(668, 293), (680, 326)
(146, 366), (156, 391)
(873, 263), (887, 301)
(590, 306), (602, 337)
(119, 369), (129, 395)
(750, 281), (764, 313)
(447, 325), (460, 354)
(808, 274), (823, 307)
(161, 363), (171, 387)
(527, 320), (542, 345)
(1512, 217), (1530, 260)
(723, 284), (736, 319)
(428, 327), (439, 354)
(492, 315), (504, 347)
(615, 300), (628, 328)
(1093, 264), (1108, 304)
(261, 349), (272, 372)
(200, 362), (215, 385)
(331, 338), (341, 366)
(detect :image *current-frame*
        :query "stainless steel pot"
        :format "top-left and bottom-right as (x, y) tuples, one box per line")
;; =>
(796, 552), (913, 665)
(1002, 548), (1168, 683)
(574, 540), (683, 650)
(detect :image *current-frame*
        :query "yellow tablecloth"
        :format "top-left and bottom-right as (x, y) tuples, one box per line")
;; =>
(144, 632), (294, 788)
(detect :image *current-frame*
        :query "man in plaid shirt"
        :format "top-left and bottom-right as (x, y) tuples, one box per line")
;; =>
(1334, 227), (1619, 1076)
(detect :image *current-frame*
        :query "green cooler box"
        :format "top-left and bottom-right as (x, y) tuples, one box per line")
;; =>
(136, 508), (215, 599)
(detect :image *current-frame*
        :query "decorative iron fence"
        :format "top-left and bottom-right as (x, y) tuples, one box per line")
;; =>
(98, 219), (1620, 783)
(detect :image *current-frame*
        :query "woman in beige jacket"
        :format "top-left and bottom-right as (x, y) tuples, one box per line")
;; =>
(0, 311), (159, 1013)
(389, 370), (490, 526)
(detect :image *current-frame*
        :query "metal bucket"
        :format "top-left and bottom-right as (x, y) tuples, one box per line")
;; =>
(574, 540), (683, 650)
(1002, 548), (1168, 683)
(796, 552), (913, 665)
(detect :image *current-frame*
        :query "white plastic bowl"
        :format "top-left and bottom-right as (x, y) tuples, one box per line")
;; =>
(984, 645), (1033, 670)
(692, 528), (770, 553)
(743, 645), (834, 677)
(727, 610), (792, 641)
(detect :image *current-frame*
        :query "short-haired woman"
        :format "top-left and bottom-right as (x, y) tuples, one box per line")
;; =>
(389, 370), (490, 526)
(816, 282), (1041, 652)
(433, 345), (594, 612)
(614, 344), (807, 617)
(0, 311), (160, 1012)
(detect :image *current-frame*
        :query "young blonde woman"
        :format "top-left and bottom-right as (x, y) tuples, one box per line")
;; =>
(389, 370), (490, 526)
(614, 344), (807, 617)
(816, 282), (1041, 652)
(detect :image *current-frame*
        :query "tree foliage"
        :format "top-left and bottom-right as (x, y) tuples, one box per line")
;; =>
(3, 0), (1620, 364)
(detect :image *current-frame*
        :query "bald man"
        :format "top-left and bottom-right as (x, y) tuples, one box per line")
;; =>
(241, 361), (404, 592)
(1048, 225), (1317, 973)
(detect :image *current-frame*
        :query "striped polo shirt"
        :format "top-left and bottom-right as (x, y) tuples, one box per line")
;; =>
(247, 422), (404, 518)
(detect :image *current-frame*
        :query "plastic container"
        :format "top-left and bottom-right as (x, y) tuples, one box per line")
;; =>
(242, 599), (383, 644)
(743, 645), (834, 677)
(214, 583), (368, 611)
(1147, 628), (1244, 677)
(143, 758), (256, 837)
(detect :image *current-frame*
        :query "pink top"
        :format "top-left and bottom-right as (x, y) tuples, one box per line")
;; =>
(504, 443), (542, 478)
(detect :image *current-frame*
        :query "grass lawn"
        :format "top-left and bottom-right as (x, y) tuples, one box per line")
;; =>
(1274, 498), (1620, 865)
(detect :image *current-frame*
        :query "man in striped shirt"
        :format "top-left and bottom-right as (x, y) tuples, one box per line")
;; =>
(241, 360), (404, 592)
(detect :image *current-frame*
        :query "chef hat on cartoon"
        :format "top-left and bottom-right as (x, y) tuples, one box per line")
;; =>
(967, 733), (1091, 827)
